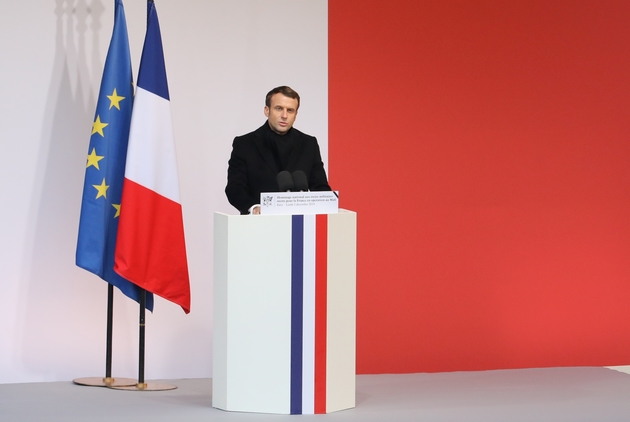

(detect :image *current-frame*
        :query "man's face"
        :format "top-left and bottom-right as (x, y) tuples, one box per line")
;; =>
(264, 93), (299, 135)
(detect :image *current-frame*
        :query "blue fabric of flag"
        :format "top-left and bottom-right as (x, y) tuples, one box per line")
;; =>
(137, 1), (170, 101)
(76, 0), (154, 310)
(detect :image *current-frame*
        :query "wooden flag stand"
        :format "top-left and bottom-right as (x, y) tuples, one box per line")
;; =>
(109, 289), (177, 391)
(73, 284), (136, 388)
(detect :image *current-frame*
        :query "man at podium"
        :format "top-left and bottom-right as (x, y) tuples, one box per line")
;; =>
(225, 86), (331, 215)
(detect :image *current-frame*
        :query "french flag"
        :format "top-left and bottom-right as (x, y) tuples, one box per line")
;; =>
(114, 0), (190, 314)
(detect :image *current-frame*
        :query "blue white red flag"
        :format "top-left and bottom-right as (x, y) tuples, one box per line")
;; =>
(114, 0), (191, 313)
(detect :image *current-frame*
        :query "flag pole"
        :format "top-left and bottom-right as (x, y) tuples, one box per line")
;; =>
(109, 0), (189, 391)
(137, 289), (147, 389)
(104, 284), (140, 386)
(72, 285), (136, 387)
(75, 0), (153, 389)
(110, 288), (177, 391)
(105, 283), (115, 382)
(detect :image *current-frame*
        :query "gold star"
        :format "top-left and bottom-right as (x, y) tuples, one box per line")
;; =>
(92, 115), (108, 137)
(93, 178), (109, 199)
(86, 147), (104, 170)
(112, 203), (121, 218)
(107, 88), (125, 110)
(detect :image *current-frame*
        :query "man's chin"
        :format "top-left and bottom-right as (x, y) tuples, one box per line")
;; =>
(271, 125), (290, 135)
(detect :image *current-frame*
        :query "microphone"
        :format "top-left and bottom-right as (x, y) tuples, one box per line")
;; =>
(276, 171), (294, 192)
(292, 171), (309, 192)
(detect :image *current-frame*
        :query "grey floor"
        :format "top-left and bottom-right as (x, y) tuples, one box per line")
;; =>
(2, 367), (630, 421)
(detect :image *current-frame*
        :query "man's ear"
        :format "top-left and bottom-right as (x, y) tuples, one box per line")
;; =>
(264, 106), (270, 118)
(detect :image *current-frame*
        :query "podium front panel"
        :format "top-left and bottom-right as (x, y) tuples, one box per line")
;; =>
(213, 211), (356, 414)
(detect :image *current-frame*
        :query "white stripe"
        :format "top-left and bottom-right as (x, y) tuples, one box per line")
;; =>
(126, 86), (181, 203)
(302, 214), (316, 414)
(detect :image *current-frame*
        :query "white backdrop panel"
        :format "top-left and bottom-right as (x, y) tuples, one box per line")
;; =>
(0, 0), (327, 384)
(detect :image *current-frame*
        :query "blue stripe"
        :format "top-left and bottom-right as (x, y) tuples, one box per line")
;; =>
(290, 215), (304, 414)
(136, 1), (170, 100)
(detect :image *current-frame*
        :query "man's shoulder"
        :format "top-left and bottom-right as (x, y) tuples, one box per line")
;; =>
(231, 126), (266, 151)
(289, 127), (316, 141)
(234, 124), (266, 142)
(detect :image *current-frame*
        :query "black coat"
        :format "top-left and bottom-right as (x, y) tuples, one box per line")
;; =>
(225, 123), (331, 214)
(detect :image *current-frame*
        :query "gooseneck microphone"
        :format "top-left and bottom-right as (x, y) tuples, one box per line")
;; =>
(276, 171), (294, 192)
(292, 170), (309, 192)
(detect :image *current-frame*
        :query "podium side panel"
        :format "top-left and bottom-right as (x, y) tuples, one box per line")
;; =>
(225, 215), (293, 414)
(326, 211), (357, 412)
(212, 213), (229, 409)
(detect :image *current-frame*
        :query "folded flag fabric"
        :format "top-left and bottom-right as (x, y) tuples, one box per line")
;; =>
(114, 0), (191, 314)
(76, 0), (154, 311)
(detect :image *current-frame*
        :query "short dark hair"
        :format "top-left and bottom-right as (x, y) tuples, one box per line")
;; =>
(265, 86), (300, 110)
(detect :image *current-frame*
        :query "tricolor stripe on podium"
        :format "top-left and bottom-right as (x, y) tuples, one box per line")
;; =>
(290, 214), (329, 414)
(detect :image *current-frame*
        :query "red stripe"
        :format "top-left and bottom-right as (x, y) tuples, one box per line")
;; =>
(314, 214), (328, 413)
(114, 178), (190, 313)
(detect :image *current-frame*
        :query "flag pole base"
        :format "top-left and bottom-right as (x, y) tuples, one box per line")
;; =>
(109, 381), (177, 391)
(72, 377), (137, 387)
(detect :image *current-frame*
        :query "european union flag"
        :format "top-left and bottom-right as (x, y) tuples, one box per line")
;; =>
(77, 0), (153, 311)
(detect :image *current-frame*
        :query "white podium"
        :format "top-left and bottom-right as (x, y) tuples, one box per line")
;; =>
(213, 210), (356, 414)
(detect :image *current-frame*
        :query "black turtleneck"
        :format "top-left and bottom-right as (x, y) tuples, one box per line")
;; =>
(262, 121), (294, 171)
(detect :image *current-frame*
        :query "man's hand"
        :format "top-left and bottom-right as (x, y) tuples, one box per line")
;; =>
(252, 205), (261, 215)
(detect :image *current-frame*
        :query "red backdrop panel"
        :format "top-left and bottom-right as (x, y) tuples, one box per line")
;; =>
(329, 0), (630, 373)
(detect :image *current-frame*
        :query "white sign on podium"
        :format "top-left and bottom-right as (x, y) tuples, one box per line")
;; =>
(260, 191), (339, 215)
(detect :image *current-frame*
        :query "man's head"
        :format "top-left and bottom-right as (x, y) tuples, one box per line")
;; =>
(264, 86), (300, 135)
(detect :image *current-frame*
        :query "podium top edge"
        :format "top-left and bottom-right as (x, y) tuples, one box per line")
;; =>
(214, 209), (356, 217)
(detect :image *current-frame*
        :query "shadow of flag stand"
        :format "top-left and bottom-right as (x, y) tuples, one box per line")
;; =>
(74, 0), (154, 388)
